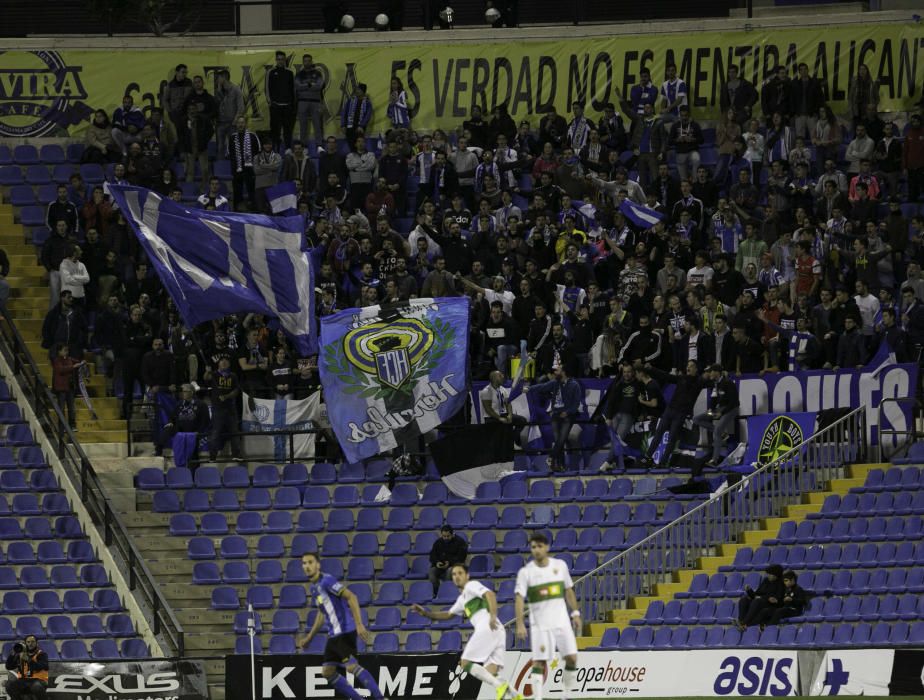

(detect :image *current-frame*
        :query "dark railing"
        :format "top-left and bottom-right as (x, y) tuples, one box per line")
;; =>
(0, 314), (185, 657)
(572, 405), (868, 623)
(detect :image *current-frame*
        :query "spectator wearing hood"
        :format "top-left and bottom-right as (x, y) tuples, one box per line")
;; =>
(737, 564), (785, 629)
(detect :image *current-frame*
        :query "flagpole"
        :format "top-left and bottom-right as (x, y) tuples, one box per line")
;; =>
(248, 603), (257, 700)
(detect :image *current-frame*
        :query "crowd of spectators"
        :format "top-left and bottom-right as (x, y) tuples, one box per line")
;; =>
(32, 53), (924, 457)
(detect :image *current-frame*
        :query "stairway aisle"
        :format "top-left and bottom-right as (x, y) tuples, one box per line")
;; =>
(0, 199), (126, 444)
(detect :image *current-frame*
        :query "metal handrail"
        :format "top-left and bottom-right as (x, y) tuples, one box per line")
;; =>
(0, 314), (185, 656)
(572, 405), (868, 624)
(876, 396), (921, 462)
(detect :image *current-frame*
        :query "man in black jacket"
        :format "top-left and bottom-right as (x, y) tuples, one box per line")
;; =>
(265, 50), (296, 151)
(618, 314), (662, 366)
(41, 291), (86, 361)
(737, 564), (785, 629)
(46, 185), (79, 235)
(692, 364), (740, 467)
(41, 220), (74, 311)
(161, 383), (210, 470)
(642, 360), (706, 467)
(757, 570), (810, 627)
(4, 635), (48, 700)
(720, 64), (758, 126)
(428, 525), (468, 596)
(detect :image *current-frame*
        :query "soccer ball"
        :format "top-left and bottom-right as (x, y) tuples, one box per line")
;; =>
(339, 14), (355, 31)
(374, 13), (389, 29)
(485, 7), (501, 23)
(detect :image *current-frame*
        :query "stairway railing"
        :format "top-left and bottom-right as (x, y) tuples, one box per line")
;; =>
(0, 313), (185, 656)
(573, 406), (868, 623)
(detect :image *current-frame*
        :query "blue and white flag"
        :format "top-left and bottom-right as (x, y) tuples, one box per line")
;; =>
(241, 391), (321, 461)
(319, 298), (471, 463)
(266, 181), (299, 216)
(620, 199), (665, 229)
(107, 185), (316, 356)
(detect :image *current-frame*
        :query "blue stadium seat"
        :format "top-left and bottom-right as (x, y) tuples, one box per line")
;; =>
(252, 464), (280, 487)
(278, 584), (306, 608)
(373, 633), (399, 652)
(194, 467), (221, 488)
(90, 639), (119, 659)
(192, 562), (221, 585)
(76, 615), (105, 638)
(236, 512), (263, 535)
(120, 639), (150, 658)
(356, 510), (383, 531)
(212, 490), (240, 511)
(290, 534), (318, 556)
(211, 587), (240, 610)
(200, 513), (229, 536)
(296, 511), (323, 532)
(244, 488), (272, 510)
(60, 640), (89, 660)
(33, 591), (63, 613)
(63, 590), (92, 612)
(222, 562), (251, 584)
(255, 561), (283, 584)
(405, 632), (432, 651)
(266, 511), (293, 534)
(187, 537), (216, 560)
(281, 463), (309, 486)
(309, 463), (337, 484)
(256, 535), (285, 558)
(222, 466), (250, 488)
(93, 590), (122, 612)
(221, 536), (249, 559)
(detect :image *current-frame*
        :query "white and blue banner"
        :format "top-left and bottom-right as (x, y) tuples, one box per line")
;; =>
(318, 298), (471, 463)
(266, 181), (299, 216)
(620, 199), (665, 228)
(107, 185), (316, 355)
(470, 362), (918, 450)
(241, 391), (321, 461)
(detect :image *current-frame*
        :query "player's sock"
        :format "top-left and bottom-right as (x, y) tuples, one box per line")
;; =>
(530, 666), (544, 700)
(463, 662), (504, 689)
(328, 673), (364, 700)
(563, 664), (579, 696)
(354, 666), (385, 700)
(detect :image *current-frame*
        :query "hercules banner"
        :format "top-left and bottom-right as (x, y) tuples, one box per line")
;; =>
(2, 22), (923, 138)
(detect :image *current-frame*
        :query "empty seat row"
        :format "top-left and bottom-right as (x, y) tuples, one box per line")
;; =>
(0, 494), (72, 516)
(169, 500), (674, 537)
(0, 613), (134, 638)
(857, 466), (922, 492)
(599, 621), (924, 650)
(724, 541), (924, 571)
(0, 638), (150, 661)
(234, 630), (460, 655)
(771, 515), (923, 545)
(0, 516), (83, 540)
(0, 446), (46, 469)
(809, 491), (924, 518)
(0, 564), (109, 588)
(0, 470), (56, 492)
(0, 588), (121, 613)
(0, 425), (34, 446)
(0, 540), (95, 564)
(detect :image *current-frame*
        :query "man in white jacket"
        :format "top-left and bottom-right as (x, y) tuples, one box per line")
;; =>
(59, 244), (90, 308)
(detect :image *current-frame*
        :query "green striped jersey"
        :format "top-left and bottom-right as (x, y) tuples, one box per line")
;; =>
(448, 580), (492, 628)
(515, 558), (574, 628)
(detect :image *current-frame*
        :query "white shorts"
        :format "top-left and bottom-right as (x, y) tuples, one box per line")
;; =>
(462, 622), (506, 668)
(529, 624), (577, 662)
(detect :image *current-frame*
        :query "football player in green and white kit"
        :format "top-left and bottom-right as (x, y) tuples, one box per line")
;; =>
(412, 563), (522, 700)
(514, 533), (582, 700)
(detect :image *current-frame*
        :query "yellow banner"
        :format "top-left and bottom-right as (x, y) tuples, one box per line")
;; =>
(2, 23), (923, 139)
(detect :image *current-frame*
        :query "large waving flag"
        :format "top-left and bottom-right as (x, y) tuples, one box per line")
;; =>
(620, 198), (665, 229)
(319, 298), (470, 463)
(108, 185), (316, 355)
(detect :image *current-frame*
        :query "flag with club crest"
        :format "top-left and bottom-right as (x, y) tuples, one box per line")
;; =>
(318, 298), (470, 463)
